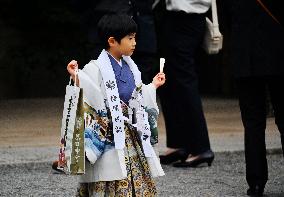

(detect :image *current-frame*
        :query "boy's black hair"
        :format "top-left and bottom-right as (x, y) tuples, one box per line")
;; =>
(97, 13), (137, 49)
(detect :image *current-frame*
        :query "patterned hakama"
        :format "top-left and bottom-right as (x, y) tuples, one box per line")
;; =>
(77, 124), (156, 197)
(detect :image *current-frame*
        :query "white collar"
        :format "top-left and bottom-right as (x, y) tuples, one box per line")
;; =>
(106, 51), (122, 66)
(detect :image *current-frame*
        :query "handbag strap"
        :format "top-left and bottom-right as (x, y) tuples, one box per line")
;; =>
(210, 0), (221, 37)
(211, 0), (219, 27)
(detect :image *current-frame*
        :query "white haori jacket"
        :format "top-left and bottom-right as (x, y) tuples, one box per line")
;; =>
(77, 50), (164, 182)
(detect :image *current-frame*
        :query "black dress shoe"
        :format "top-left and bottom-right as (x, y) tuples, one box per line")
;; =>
(173, 150), (214, 167)
(247, 185), (264, 196)
(159, 149), (188, 164)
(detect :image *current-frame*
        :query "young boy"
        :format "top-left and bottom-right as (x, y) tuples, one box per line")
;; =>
(67, 14), (165, 196)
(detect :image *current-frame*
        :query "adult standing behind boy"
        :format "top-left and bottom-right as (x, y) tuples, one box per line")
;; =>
(154, 0), (214, 167)
(223, 0), (284, 196)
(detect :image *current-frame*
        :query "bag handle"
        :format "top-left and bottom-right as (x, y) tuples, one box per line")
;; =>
(68, 69), (79, 87)
(210, 0), (222, 38)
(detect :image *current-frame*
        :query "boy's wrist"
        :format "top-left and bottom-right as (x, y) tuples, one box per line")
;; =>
(151, 82), (158, 89)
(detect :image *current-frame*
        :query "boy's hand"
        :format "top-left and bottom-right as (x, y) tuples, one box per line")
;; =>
(67, 60), (78, 77)
(67, 60), (79, 85)
(152, 72), (166, 89)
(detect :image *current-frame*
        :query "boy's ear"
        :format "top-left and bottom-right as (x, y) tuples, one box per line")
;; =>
(108, 37), (118, 47)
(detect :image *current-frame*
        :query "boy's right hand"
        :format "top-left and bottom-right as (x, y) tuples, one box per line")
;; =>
(67, 60), (79, 79)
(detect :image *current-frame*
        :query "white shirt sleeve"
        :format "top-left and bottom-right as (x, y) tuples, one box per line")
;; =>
(166, 0), (211, 14)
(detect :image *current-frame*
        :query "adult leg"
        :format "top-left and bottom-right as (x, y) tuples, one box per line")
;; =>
(159, 11), (211, 155)
(237, 77), (268, 189)
(133, 14), (158, 84)
(132, 51), (156, 84)
(267, 76), (284, 156)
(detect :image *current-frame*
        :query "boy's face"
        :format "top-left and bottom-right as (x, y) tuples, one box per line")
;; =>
(116, 33), (136, 56)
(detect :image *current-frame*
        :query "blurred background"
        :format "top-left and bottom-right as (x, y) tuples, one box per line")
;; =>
(0, 0), (234, 99)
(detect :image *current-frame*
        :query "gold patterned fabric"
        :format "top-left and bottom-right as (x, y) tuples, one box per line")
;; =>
(76, 124), (157, 197)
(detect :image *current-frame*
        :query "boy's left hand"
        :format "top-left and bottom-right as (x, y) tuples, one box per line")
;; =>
(152, 72), (166, 89)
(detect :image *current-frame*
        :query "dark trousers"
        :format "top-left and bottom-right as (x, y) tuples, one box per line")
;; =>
(132, 52), (156, 84)
(237, 76), (284, 188)
(158, 11), (211, 155)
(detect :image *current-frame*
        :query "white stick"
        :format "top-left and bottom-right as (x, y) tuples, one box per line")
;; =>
(160, 58), (165, 73)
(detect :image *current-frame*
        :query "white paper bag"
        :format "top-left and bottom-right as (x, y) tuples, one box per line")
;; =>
(58, 77), (85, 175)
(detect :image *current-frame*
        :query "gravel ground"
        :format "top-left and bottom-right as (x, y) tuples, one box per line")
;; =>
(0, 152), (283, 197)
(0, 98), (283, 196)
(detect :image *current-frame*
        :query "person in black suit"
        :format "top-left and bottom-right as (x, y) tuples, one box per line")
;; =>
(223, 0), (284, 196)
(153, 0), (214, 168)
